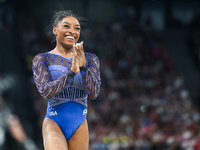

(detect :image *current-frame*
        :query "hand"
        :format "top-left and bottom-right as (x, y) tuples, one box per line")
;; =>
(7, 115), (27, 143)
(71, 42), (86, 73)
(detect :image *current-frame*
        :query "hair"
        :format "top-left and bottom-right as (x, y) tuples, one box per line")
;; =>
(46, 10), (87, 43)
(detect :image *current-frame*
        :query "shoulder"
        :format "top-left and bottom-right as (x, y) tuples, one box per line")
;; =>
(33, 52), (45, 60)
(32, 52), (49, 65)
(85, 53), (100, 67)
(85, 52), (99, 61)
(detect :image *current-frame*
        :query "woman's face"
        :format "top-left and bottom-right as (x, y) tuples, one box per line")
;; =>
(53, 16), (80, 48)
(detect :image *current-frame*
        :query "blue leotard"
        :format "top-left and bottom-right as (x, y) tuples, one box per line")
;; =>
(32, 52), (101, 140)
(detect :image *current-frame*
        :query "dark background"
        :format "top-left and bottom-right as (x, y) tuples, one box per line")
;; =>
(1, 0), (200, 149)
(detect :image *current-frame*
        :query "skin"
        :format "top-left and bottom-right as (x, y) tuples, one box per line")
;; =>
(8, 115), (27, 143)
(51, 16), (86, 73)
(43, 16), (89, 150)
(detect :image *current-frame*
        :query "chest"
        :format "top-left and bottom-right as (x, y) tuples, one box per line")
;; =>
(48, 65), (83, 87)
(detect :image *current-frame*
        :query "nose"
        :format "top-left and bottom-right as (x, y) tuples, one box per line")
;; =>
(68, 27), (75, 34)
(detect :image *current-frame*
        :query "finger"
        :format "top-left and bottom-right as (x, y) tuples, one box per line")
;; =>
(73, 44), (78, 53)
(73, 43), (80, 56)
(72, 51), (82, 59)
(72, 54), (81, 63)
(75, 43), (82, 55)
(71, 52), (77, 57)
(72, 55), (78, 65)
(74, 54), (81, 60)
(76, 42), (84, 56)
(80, 41), (84, 52)
(74, 44), (83, 58)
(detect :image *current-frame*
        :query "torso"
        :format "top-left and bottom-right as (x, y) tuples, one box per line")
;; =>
(44, 52), (87, 107)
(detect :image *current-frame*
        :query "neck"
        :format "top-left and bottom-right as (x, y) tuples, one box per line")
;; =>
(53, 43), (74, 58)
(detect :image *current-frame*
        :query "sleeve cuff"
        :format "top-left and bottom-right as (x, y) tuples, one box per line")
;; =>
(80, 65), (87, 71)
(68, 69), (76, 77)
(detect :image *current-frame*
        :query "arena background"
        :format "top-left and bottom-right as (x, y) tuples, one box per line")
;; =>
(1, 0), (200, 149)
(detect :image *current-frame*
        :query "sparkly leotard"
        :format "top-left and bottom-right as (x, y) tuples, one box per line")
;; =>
(32, 52), (101, 140)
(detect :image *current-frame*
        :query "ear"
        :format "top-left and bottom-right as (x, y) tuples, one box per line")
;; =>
(53, 27), (57, 36)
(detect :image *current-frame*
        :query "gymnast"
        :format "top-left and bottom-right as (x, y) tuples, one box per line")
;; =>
(32, 10), (101, 150)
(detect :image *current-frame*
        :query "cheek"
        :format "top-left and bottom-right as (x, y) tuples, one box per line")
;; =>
(77, 31), (81, 38)
(56, 29), (64, 37)
(76, 31), (81, 41)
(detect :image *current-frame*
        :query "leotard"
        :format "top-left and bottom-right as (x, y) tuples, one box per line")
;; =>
(32, 52), (101, 140)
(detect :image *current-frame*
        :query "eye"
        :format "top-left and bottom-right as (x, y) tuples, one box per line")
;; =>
(76, 28), (81, 30)
(64, 25), (69, 28)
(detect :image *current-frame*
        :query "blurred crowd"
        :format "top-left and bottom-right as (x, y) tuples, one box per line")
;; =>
(83, 9), (200, 150)
(1, 3), (200, 150)
(0, 76), (39, 150)
(188, 12), (200, 69)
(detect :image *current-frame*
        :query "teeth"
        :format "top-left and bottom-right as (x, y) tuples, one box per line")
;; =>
(66, 36), (74, 39)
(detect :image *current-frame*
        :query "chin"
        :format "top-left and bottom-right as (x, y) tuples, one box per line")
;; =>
(66, 40), (77, 45)
(65, 41), (74, 46)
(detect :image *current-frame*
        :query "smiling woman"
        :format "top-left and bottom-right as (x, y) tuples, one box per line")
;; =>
(32, 10), (101, 150)
(52, 16), (81, 51)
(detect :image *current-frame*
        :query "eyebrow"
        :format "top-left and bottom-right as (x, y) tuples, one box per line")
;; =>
(63, 22), (80, 26)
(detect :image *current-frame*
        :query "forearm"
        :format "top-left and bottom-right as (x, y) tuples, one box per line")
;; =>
(34, 69), (75, 100)
(32, 54), (76, 100)
(79, 57), (101, 99)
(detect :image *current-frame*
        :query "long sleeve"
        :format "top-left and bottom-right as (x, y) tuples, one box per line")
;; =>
(32, 54), (76, 100)
(80, 53), (101, 99)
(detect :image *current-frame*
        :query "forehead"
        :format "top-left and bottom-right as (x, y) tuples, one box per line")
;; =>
(60, 16), (80, 25)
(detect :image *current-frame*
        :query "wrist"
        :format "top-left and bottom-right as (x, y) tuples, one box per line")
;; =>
(71, 68), (79, 74)
(80, 60), (86, 67)
(80, 65), (87, 71)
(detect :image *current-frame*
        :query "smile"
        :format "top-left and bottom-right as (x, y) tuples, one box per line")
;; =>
(66, 36), (75, 40)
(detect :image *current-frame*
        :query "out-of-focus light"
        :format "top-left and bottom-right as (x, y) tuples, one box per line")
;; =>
(140, 105), (147, 113)
(0, 0), (6, 3)
(0, 75), (15, 94)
